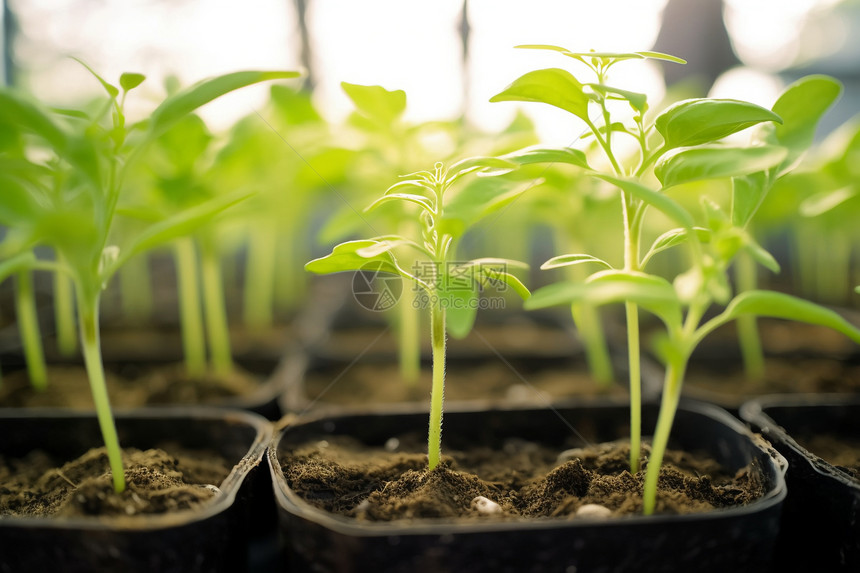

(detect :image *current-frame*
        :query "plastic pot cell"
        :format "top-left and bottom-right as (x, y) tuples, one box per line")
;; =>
(270, 401), (787, 573)
(740, 394), (860, 572)
(0, 407), (272, 573)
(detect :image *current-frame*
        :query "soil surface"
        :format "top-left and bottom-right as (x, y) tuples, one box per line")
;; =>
(303, 359), (624, 408)
(0, 364), (262, 409)
(0, 445), (231, 518)
(797, 434), (860, 482)
(281, 434), (765, 521)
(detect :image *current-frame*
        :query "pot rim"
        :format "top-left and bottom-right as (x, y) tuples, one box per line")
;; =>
(0, 405), (272, 531)
(740, 392), (860, 490)
(270, 400), (788, 537)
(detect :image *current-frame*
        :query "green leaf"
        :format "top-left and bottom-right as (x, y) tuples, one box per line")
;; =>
(655, 99), (783, 149)
(540, 253), (613, 271)
(305, 239), (407, 279)
(441, 177), (537, 238)
(456, 258), (531, 300)
(770, 75), (842, 169)
(640, 227), (712, 268)
(148, 70), (301, 138)
(442, 281), (479, 339)
(72, 58), (119, 99)
(365, 193), (435, 214)
(111, 189), (254, 276)
(526, 270), (682, 328)
(656, 145), (788, 188)
(595, 174), (696, 229)
(120, 72), (146, 92)
(744, 236), (781, 274)
(341, 82), (406, 125)
(502, 146), (590, 170)
(355, 236), (426, 258)
(0, 251), (36, 283)
(0, 90), (68, 151)
(799, 186), (857, 217)
(585, 84), (648, 113)
(706, 290), (860, 345)
(514, 45), (686, 64)
(731, 172), (769, 228)
(490, 68), (590, 122)
(445, 156), (519, 186)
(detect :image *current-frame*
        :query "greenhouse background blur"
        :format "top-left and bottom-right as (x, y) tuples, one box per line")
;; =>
(3, 0), (858, 144)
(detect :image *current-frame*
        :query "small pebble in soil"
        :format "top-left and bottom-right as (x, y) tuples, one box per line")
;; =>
(471, 496), (502, 515)
(557, 447), (586, 464)
(384, 438), (400, 452)
(316, 440), (329, 449)
(575, 504), (612, 519)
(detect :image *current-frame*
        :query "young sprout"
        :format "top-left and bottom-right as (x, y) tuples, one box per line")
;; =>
(307, 158), (530, 469)
(492, 47), (787, 473)
(0, 66), (299, 492)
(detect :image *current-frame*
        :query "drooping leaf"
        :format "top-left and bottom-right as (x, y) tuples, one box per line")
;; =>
(640, 227), (712, 268)
(502, 146), (590, 170)
(702, 290), (860, 345)
(120, 72), (146, 92)
(585, 84), (647, 113)
(305, 239), (407, 279)
(540, 253), (613, 271)
(490, 68), (590, 122)
(110, 189), (254, 276)
(445, 156), (519, 186)
(457, 258), (531, 300)
(769, 75), (842, 170)
(656, 145), (788, 188)
(526, 270), (682, 328)
(365, 193), (435, 214)
(743, 236), (781, 274)
(655, 99), (783, 150)
(594, 174), (695, 229)
(148, 70), (301, 138)
(341, 82), (406, 125)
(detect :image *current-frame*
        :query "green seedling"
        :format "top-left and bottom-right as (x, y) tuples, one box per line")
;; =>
(307, 158), (530, 469)
(0, 66), (299, 492)
(491, 46), (794, 476)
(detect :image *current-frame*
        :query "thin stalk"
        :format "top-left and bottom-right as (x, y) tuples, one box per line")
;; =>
(642, 356), (686, 515)
(174, 238), (206, 378)
(399, 289), (421, 386)
(119, 253), (153, 324)
(274, 233), (306, 315)
(53, 258), (77, 357)
(571, 303), (613, 386)
(200, 239), (233, 376)
(77, 290), (125, 493)
(16, 270), (47, 391)
(735, 249), (765, 382)
(427, 301), (447, 470)
(243, 222), (276, 328)
(625, 302), (641, 473)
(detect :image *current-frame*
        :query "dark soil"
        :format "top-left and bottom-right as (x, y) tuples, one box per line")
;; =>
(281, 434), (765, 521)
(797, 434), (860, 482)
(0, 445), (231, 518)
(0, 364), (262, 409)
(303, 359), (624, 407)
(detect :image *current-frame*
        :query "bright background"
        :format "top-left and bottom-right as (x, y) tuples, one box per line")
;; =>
(5, 0), (859, 143)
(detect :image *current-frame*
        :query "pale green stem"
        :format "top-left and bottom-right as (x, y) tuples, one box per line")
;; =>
(399, 289), (421, 386)
(735, 249), (765, 383)
(818, 233), (850, 304)
(53, 258), (78, 357)
(201, 239), (233, 376)
(174, 238), (206, 378)
(243, 222), (276, 328)
(571, 303), (614, 387)
(77, 290), (126, 493)
(643, 356), (686, 515)
(795, 225), (817, 298)
(626, 302), (641, 473)
(274, 233), (307, 315)
(427, 302), (447, 470)
(119, 253), (153, 324)
(16, 270), (47, 391)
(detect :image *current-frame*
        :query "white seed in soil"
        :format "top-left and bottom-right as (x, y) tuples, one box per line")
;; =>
(355, 499), (371, 513)
(471, 496), (502, 515)
(316, 440), (329, 449)
(575, 504), (612, 519)
(384, 437), (400, 452)
(505, 384), (532, 403)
